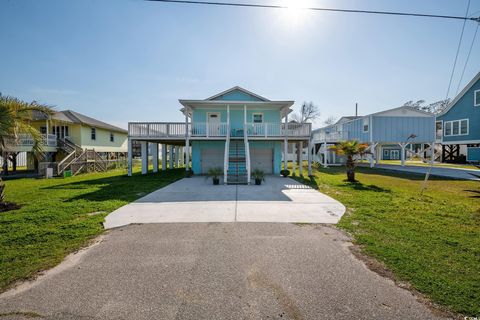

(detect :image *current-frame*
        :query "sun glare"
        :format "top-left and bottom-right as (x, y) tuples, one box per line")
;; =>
(279, 0), (312, 25)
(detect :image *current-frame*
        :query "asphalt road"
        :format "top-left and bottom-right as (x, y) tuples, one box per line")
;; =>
(0, 223), (447, 320)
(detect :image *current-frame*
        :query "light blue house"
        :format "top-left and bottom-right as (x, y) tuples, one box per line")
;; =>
(437, 72), (480, 163)
(312, 106), (436, 167)
(127, 87), (312, 183)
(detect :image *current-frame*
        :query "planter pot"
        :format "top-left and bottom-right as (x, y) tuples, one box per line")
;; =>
(213, 178), (220, 185)
(255, 178), (262, 185)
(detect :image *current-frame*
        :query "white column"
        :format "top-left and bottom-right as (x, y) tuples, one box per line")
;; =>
(175, 146), (180, 167)
(185, 109), (190, 171)
(179, 147), (184, 166)
(370, 143), (376, 168)
(162, 144), (167, 171)
(323, 142), (328, 168)
(185, 144), (190, 170)
(169, 145), (174, 169)
(299, 142), (303, 175)
(292, 143), (297, 173)
(152, 143), (159, 173)
(141, 141), (148, 174)
(127, 138), (133, 176)
(283, 113), (288, 170)
(400, 143), (406, 166)
(307, 139), (312, 176)
(430, 142), (435, 164)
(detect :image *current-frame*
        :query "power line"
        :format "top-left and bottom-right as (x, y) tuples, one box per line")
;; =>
(455, 22), (479, 95)
(445, 0), (471, 100)
(146, 0), (480, 22)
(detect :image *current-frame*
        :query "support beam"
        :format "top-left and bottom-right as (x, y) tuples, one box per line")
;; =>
(140, 141), (148, 175)
(307, 139), (312, 176)
(162, 144), (167, 171)
(179, 147), (184, 166)
(400, 142), (406, 166)
(370, 143), (376, 168)
(299, 143), (303, 176)
(283, 113), (288, 170)
(152, 143), (159, 173)
(185, 109), (190, 171)
(175, 146), (180, 167)
(169, 145), (174, 169)
(127, 138), (133, 176)
(323, 142), (328, 168)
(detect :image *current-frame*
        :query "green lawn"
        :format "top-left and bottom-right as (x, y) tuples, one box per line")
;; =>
(377, 159), (479, 170)
(0, 167), (185, 291)
(296, 167), (480, 316)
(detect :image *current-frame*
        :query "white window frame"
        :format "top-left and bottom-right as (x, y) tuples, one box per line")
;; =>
(362, 117), (369, 133)
(252, 113), (263, 123)
(474, 89), (480, 107)
(444, 119), (469, 136)
(110, 132), (114, 142)
(91, 127), (96, 140)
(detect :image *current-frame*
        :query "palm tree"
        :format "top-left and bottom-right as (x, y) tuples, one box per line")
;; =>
(0, 94), (53, 208)
(329, 140), (369, 182)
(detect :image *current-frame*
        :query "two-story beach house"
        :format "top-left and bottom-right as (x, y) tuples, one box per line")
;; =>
(5, 110), (128, 175)
(436, 71), (480, 163)
(127, 87), (312, 183)
(312, 106), (436, 167)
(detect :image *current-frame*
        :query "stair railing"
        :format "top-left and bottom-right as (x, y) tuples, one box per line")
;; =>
(243, 124), (251, 184)
(224, 124), (230, 184)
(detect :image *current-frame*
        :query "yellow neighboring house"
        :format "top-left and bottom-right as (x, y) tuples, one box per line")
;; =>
(9, 110), (127, 175)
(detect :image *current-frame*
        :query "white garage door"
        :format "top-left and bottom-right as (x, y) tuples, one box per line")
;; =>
(250, 148), (273, 174)
(201, 148), (224, 174)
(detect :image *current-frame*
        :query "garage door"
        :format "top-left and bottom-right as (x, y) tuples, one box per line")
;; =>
(250, 148), (273, 174)
(201, 148), (224, 174)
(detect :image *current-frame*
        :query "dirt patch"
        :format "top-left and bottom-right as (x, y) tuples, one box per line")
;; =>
(247, 269), (304, 320)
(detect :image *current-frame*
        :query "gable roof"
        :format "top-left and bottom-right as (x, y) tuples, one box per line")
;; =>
(205, 86), (270, 102)
(438, 71), (480, 116)
(32, 110), (127, 133)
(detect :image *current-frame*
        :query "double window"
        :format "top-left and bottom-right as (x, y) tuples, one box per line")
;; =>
(475, 89), (480, 107)
(91, 127), (96, 140)
(444, 119), (468, 136)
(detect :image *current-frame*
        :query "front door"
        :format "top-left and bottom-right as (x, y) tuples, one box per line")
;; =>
(390, 150), (400, 160)
(207, 113), (221, 136)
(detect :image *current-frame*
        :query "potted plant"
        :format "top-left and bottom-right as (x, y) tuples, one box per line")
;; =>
(206, 167), (222, 185)
(280, 169), (290, 177)
(251, 169), (265, 185)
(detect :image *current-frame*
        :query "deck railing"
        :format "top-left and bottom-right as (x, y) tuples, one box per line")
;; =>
(313, 131), (348, 142)
(129, 122), (311, 138)
(6, 134), (57, 147)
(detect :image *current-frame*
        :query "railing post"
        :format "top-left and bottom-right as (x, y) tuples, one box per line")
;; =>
(265, 123), (268, 138)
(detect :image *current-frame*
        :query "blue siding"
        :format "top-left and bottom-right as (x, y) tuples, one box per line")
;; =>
(372, 116), (435, 143)
(343, 118), (370, 142)
(467, 147), (480, 162)
(438, 76), (480, 143)
(211, 90), (263, 101)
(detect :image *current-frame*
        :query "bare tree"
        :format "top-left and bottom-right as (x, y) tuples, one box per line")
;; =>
(402, 99), (450, 114)
(323, 116), (337, 126)
(291, 102), (320, 174)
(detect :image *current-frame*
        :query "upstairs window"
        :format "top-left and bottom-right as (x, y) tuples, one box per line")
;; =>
(110, 133), (114, 142)
(253, 113), (263, 123)
(444, 119), (468, 136)
(475, 89), (480, 107)
(91, 128), (96, 140)
(362, 118), (369, 132)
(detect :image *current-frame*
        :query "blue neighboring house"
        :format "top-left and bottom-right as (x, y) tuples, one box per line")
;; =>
(312, 106), (436, 167)
(127, 87), (312, 184)
(437, 71), (480, 163)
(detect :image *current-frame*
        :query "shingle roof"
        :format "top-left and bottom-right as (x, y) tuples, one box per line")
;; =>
(32, 110), (127, 133)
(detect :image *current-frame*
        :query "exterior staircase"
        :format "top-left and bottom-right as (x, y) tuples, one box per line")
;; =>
(227, 140), (248, 184)
(57, 138), (107, 176)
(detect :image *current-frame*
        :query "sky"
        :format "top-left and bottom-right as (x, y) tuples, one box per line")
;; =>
(1, 0), (479, 129)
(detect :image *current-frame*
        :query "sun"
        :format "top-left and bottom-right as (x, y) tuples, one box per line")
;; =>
(279, 0), (311, 24)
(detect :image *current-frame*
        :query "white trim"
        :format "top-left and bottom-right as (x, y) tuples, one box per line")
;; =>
(474, 89), (480, 107)
(252, 112), (264, 123)
(205, 86), (270, 101)
(441, 139), (480, 145)
(439, 71), (480, 116)
(444, 118), (469, 137)
(363, 117), (370, 133)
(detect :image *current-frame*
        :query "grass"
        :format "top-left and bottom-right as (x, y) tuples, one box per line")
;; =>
(295, 166), (480, 316)
(0, 167), (185, 291)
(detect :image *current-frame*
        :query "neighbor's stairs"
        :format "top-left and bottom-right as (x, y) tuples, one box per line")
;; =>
(227, 140), (248, 184)
(57, 138), (107, 176)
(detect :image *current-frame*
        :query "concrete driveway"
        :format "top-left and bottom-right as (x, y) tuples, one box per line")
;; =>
(104, 176), (345, 229)
(0, 224), (446, 320)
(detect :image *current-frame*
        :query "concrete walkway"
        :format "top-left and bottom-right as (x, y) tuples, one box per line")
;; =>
(0, 224), (447, 320)
(104, 176), (346, 229)
(366, 164), (480, 180)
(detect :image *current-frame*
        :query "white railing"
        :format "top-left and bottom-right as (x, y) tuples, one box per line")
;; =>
(313, 131), (348, 142)
(245, 122), (311, 137)
(8, 134), (57, 147)
(223, 124), (230, 184)
(129, 122), (311, 139)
